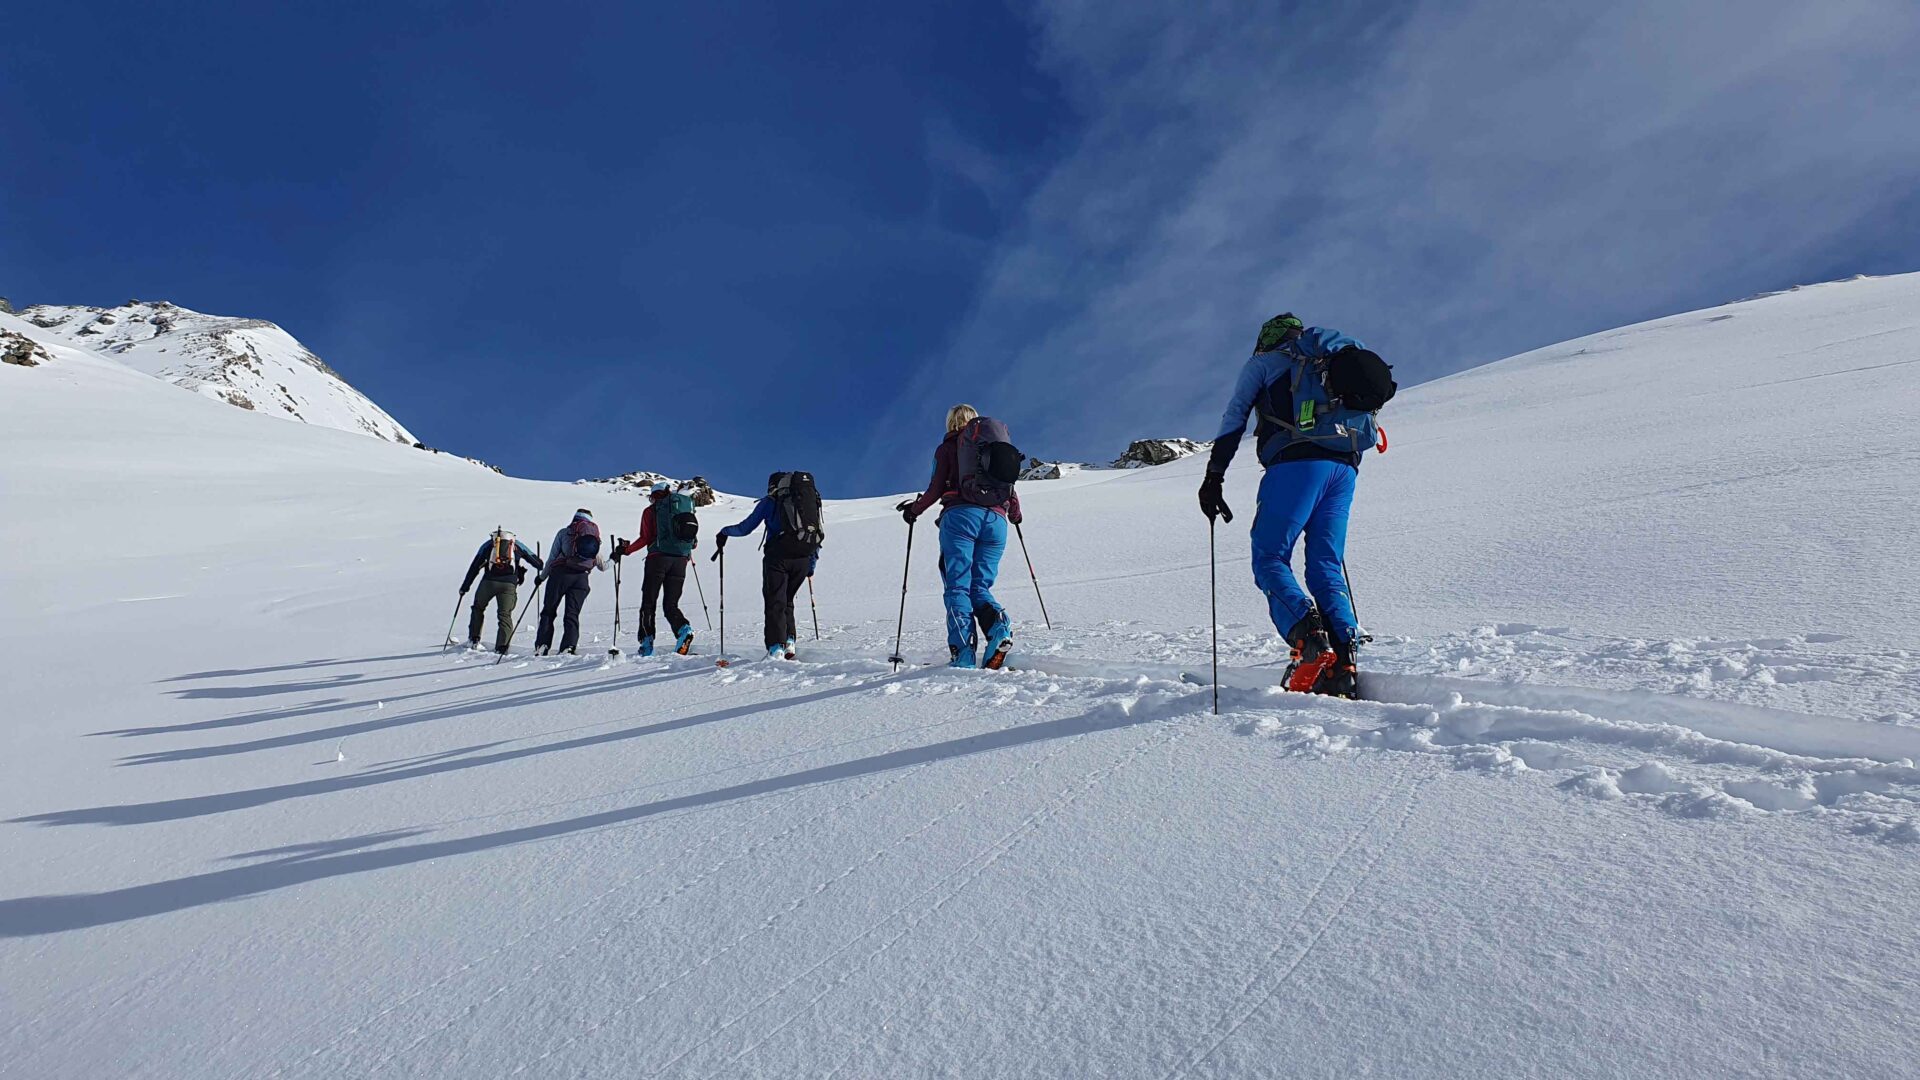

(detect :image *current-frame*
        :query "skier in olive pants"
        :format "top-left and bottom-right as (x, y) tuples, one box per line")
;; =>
(460, 530), (543, 653)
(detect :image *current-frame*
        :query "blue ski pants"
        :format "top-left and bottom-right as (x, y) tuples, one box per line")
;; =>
(937, 505), (1008, 652)
(1251, 459), (1359, 645)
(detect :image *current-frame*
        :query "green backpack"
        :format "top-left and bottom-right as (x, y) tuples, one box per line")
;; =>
(653, 492), (698, 557)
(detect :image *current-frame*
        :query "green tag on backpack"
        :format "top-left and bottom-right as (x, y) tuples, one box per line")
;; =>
(1298, 399), (1317, 431)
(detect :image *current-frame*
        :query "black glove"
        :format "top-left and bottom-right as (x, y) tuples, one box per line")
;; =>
(714, 533), (728, 550)
(459, 585), (470, 596)
(610, 539), (624, 563)
(896, 499), (918, 525)
(1198, 474), (1233, 523)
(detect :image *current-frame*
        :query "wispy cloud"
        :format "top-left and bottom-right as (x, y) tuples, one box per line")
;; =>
(869, 0), (1920, 472)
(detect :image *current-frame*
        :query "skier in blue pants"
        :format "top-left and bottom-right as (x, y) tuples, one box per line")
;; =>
(1198, 313), (1392, 697)
(898, 403), (1024, 669)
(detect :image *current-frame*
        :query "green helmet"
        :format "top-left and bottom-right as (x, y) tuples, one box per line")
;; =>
(1256, 313), (1305, 352)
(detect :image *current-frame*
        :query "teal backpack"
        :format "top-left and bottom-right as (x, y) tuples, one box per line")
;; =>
(653, 492), (698, 557)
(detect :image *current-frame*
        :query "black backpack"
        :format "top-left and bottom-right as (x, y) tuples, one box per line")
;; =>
(1325, 347), (1397, 411)
(955, 417), (1021, 509)
(770, 471), (825, 555)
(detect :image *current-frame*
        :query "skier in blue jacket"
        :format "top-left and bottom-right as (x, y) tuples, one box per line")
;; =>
(715, 472), (824, 660)
(1198, 313), (1378, 697)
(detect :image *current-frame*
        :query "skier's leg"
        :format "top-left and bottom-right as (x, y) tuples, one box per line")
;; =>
(559, 575), (589, 653)
(638, 556), (663, 641)
(492, 584), (516, 652)
(660, 556), (688, 634)
(1301, 463), (1359, 645)
(535, 576), (564, 651)
(1250, 461), (1320, 637)
(938, 508), (981, 656)
(781, 556), (808, 648)
(969, 512), (1008, 635)
(761, 558), (787, 649)
(468, 584), (489, 644)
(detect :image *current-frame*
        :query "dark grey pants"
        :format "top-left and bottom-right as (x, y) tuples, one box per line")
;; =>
(762, 555), (811, 648)
(468, 578), (517, 651)
(535, 570), (591, 653)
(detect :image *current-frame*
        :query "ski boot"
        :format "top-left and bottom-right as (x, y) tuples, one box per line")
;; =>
(638, 635), (655, 658)
(1314, 637), (1361, 699)
(1282, 610), (1335, 693)
(675, 626), (695, 655)
(768, 644), (788, 661)
(784, 638), (797, 661)
(981, 618), (1013, 671)
(467, 638), (483, 651)
(948, 644), (977, 669)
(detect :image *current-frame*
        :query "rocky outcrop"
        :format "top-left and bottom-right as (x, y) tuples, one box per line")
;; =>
(581, 471), (718, 506)
(1, 329), (51, 367)
(1112, 438), (1210, 468)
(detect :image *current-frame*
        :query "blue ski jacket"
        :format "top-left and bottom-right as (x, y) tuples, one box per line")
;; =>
(1205, 326), (1363, 476)
(721, 497), (817, 572)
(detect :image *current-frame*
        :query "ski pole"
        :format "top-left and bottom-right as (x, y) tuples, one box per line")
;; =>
(1012, 521), (1052, 630)
(807, 576), (820, 640)
(715, 547), (729, 667)
(497, 542), (540, 664)
(1209, 517), (1219, 715)
(888, 520), (914, 669)
(608, 555), (624, 657)
(1341, 560), (1371, 644)
(442, 592), (463, 648)
(690, 557), (713, 630)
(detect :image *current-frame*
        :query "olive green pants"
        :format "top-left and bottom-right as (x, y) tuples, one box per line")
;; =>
(469, 578), (517, 651)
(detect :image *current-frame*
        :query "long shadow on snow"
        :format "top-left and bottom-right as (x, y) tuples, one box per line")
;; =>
(112, 666), (710, 766)
(161, 651), (446, 681)
(164, 667), (459, 701)
(0, 689), (1178, 936)
(97, 664), (566, 738)
(16, 675), (884, 827)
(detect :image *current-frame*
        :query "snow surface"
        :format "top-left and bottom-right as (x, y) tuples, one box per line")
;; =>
(17, 300), (417, 444)
(3, 276), (1919, 1078)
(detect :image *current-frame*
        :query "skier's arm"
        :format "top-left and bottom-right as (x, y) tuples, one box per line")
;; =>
(1203, 356), (1267, 477)
(719, 498), (771, 539)
(904, 443), (952, 518)
(460, 545), (488, 592)
(622, 507), (656, 555)
(517, 541), (544, 571)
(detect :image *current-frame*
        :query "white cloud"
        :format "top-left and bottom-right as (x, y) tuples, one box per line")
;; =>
(871, 0), (1920, 471)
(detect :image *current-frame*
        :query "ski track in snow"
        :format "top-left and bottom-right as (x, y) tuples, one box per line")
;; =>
(503, 692), (1187, 1077)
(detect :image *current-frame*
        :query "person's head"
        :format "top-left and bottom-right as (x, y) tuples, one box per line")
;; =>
(1256, 313), (1305, 353)
(648, 482), (671, 500)
(945, 403), (978, 435)
(767, 471), (785, 494)
(574, 508), (593, 520)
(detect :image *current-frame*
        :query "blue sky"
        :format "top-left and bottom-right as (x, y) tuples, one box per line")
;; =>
(6, 1), (1919, 496)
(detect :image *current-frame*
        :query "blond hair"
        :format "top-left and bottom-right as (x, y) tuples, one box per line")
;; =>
(945, 403), (979, 434)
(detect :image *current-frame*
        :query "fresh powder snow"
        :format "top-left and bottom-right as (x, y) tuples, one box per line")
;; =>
(1, 275), (1917, 1078)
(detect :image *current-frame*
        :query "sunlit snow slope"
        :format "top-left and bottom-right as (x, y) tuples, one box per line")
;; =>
(2, 277), (1917, 1079)
(17, 300), (417, 444)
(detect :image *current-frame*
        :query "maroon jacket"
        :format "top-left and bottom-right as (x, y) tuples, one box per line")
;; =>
(905, 431), (1022, 523)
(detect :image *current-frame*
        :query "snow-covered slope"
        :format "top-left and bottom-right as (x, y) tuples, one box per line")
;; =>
(2, 276), (1918, 1079)
(17, 299), (417, 444)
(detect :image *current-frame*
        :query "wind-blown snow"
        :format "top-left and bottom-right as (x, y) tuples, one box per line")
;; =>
(18, 299), (417, 444)
(1, 276), (1917, 1078)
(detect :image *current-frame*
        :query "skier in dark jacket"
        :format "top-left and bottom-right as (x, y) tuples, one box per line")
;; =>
(611, 483), (697, 656)
(716, 472), (823, 661)
(534, 509), (606, 655)
(898, 404), (1022, 669)
(459, 528), (543, 653)
(1199, 313), (1387, 698)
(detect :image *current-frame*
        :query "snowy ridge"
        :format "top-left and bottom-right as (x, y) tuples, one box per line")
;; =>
(1023, 437), (1213, 480)
(18, 299), (417, 444)
(3, 273), (1920, 1078)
